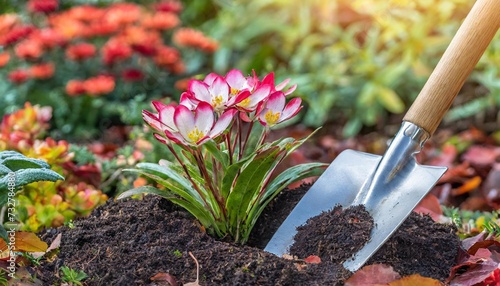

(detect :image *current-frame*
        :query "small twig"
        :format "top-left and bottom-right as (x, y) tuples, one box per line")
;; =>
(184, 251), (200, 286)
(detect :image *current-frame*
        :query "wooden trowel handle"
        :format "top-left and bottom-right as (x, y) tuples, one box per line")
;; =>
(403, 0), (500, 135)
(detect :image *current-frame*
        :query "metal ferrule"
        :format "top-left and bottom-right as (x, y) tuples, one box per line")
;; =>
(353, 121), (429, 207)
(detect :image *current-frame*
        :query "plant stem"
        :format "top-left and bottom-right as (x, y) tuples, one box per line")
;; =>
(193, 149), (226, 218)
(241, 120), (254, 157)
(166, 144), (218, 219)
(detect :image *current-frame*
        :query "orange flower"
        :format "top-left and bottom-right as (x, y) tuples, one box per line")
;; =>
(86, 21), (119, 37)
(173, 28), (218, 53)
(154, 45), (180, 66)
(67, 5), (104, 22)
(30, 62), (55, 79)
(84, 75), (115, 96)
(8, 69), (30, 84)
(49, 15), (86, 39)
(154, 1), (183, 14)
(142, 12), (179, 30)
(0, 52), (10, 67)
(105, 3), (141, 26)
(102, 39), (132, 65)
(27, 0), (59, 13)
(0, 14), (19, 35)
(14, 39), (44, 59)
(65, 80), (86, 96)
(66, 43), (96, 61)
(119, 26), (161, 56)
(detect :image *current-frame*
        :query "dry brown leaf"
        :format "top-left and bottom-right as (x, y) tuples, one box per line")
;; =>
(32, 233), (61, 259)
(15, 232), (48, 252)
(389, 274), (443, 285)
(150, 272), (178, 286)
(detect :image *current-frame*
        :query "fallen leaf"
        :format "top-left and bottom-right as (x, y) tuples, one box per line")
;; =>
(452, 176), (482, 196)
(429, 144), (457, 167)
(482, 163), (500, 208)
(462, 145), (500, 166)
(150, 272), (178, 286)
(413, 194), (443, 221)
(388, 274), (442, 285)
(13, 232), (48, 252)
(345, 264), (401, 286)
(32, 233), (61, 259)
(448, 248), (499, 286)
(304, 255), (321, 264)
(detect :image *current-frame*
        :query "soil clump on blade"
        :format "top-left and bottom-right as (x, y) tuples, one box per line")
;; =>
(33, 184), (460, 285)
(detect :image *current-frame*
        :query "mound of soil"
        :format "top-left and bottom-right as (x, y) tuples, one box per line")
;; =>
(33, 185), (461, 285)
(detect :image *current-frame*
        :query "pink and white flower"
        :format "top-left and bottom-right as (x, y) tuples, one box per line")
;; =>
(261, 72), (297, 95)
(258, 91), (302, 127)
(185, 76), (232, 112)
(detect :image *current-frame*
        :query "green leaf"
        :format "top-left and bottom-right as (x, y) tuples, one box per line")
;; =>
(225, 147), (282, 237)
(117, 185), (172, 199)
(376, 85), (405, 113)
(1, 156), (51, 171)
(0, 168), (64, 192)
(0, 225), (7, 242)
(221, 155), (254, 200)
(203, 140), (229, 169)
(343, 117), (363, 138)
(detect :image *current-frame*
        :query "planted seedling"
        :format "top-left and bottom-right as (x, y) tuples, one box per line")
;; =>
(60, 266), (88, 286)
(120, 70), (326, 244)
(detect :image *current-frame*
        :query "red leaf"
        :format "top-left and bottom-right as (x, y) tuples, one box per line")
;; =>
(304, 255), (321, 264)
(462, 145), (500, 167)
(448, 248), (499, 286)
(429, 144), (457, 167)
(150, 272), (178, 286)
(413, 194), (443, 222)
(345, 264), (401, 286)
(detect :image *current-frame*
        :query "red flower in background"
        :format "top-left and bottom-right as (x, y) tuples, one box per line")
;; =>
(142, 12), (180, 30)
(0, 25), (35, 46)
(14, 39), (44, 59)
(66, 43), (96, 61)
(27, 0), (59, 13)
(154, 0), (183, 14)
(154, 45), (180, 67)
(0, 53), (10, 67)
(83, 75), (115, 96)
(30, 62), (55, 79)
(122, 69), (144, 82)
(105, 3), (141, 26)
(173, 28), (218, 53)
(8, 69), (30, 84)
(65, 80), (86, 96)
(102, 39), (132, 65)
(33, 28), (66, 48)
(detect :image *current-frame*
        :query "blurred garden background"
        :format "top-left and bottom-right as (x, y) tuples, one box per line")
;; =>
(1, 0), (500, 249)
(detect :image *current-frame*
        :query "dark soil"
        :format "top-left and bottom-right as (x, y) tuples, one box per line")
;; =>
(33, 185), (461, 285)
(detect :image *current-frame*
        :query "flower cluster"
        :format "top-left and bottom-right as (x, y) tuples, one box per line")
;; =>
(143, 69), (300, 147)
(0, 0), (217, 96)
(0, 104), (108, 232)
(124, 70), (325, 244)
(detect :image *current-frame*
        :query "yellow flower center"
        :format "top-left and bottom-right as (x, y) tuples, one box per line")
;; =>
(211, 95), (224, 108)
(238, 98), (251, 108)
(264, 110), (281, 126)
(187, 127), (205, 143)
(230, 87), (240, 95)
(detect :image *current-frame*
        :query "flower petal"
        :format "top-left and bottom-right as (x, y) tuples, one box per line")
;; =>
(174, 105), (195, 140)
(279, 97), (302, 123)
(283, 84), (297, 95)
(180, 92), (198, 109)
(225, 69), (246, 89)
(203, 72), (219, 85)
(209, 76), (229, 102)
(210, 109), (237, 138)
(275, 78), (290, 91)
(261, 72), (275, 86)
(194, 102), (215, 134)
(188, 80), (211, 102)
(265, 91), (286, 111)
(142, 110), (162, 131)
(246, 84), (270, 109)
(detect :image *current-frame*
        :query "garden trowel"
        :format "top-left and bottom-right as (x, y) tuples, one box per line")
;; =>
(265, 0), (500, 272)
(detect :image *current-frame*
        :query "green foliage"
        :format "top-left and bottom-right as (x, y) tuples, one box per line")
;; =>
(187, 0), (500, 136)
(60, 266), (88, 286)
(0, 151), (64, 241)
(443, 206), (500, 238)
